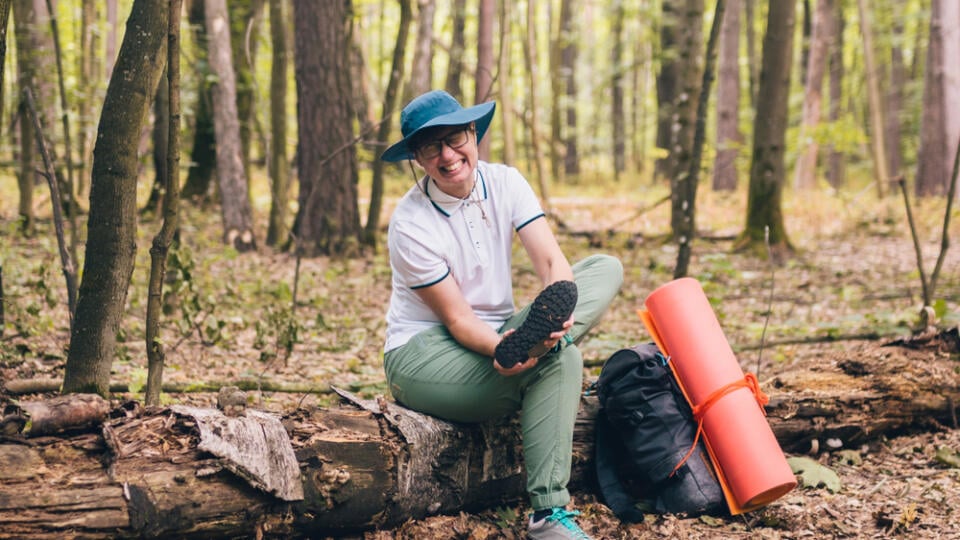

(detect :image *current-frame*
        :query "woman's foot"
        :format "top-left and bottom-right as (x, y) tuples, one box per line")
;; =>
(527, 507), (592, 539)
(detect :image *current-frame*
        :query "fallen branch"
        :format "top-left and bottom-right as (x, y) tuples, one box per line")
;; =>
(2, 377), (383, 396)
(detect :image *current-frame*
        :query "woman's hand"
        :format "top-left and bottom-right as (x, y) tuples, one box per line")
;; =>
(494, 315), (574, 376)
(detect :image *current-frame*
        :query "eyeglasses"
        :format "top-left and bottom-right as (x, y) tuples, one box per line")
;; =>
(414, 127), (473, 160)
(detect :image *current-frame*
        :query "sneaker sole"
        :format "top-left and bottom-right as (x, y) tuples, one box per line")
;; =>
(495, 280), (578, 368)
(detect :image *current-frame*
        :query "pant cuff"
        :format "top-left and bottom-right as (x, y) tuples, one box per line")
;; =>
(530, 489), (571, 511)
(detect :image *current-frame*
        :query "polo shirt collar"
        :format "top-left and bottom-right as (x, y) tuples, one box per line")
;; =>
(424, 169), (488, 217)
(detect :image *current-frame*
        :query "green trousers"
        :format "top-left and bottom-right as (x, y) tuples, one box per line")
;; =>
(384, 254), (624, 510)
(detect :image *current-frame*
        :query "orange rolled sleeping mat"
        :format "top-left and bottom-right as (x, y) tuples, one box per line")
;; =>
(638, 277), (797, 515)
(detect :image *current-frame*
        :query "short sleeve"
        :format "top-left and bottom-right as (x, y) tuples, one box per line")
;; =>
(387, 219), (450, 289)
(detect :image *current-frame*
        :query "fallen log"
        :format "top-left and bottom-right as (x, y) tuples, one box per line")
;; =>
(0, 330), (956, 538)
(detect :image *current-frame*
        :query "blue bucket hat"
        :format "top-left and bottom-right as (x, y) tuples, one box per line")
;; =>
(380, 90), (496, 162)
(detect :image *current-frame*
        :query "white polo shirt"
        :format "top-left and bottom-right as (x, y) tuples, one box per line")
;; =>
(384, 161), (545, 352)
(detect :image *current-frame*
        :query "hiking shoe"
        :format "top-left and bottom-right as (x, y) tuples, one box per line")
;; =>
(495, 280), (578, 368)
(528, 508), (592, 539)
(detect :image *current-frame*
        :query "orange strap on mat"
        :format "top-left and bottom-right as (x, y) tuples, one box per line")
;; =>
(670, 373), (769, 477)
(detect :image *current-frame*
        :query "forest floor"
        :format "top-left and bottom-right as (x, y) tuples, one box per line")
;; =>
(2, 182), (960, 539)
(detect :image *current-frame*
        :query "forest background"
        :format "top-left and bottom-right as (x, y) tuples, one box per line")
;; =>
(0, 0), (959, 538)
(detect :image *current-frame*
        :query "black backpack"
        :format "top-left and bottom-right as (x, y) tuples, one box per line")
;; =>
(594, 343), (726, 521)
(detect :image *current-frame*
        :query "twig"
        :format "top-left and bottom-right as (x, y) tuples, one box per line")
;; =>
(22, 87), (77, 328)
(928, 135), (959, 300)
(897, 176), (930, 306)
(757, 225), (775, 379)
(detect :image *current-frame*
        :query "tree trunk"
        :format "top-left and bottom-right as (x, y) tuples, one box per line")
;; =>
(498, 0), (514, 165)
(443, 0), (466, 100)
(736, 0), (796, 258)
(404, 0), (434, 103)
(266, 0), (290, 248)
(793, 0), (833, 191)
(363, 0), (412, 249)
(76, 0), (98, 199)
(143, 67), (169, 215)
(744, 0), (758, 107)
(181, 0), (217, 201)
(229, 0), (265, 180)
(292, 0), (362, 257)
(611, 0), (625, 180)
(856, 0), (890, 197)
(916, 0), (959, 197)
(667, 0), (705, 270)
(5, 330), (959, 537)
(885, 16), (905, 179)
(13, 0), (55, 235)
(825, 0), (845, 189)
(475, 0), (494, 160)
(712, 0), (740, 192)
(559, 0), (578, 177)
(655, 0), (681, 182)
(205, 0), (257, 252)
(62, 0), (169, 396)
(523, 0), (549, 207)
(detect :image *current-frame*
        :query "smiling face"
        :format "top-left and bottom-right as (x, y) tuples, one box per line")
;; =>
(412, 123), (478, 199)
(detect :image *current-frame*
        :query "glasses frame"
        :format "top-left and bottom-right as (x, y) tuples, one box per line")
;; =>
(413, 126), (474, 160)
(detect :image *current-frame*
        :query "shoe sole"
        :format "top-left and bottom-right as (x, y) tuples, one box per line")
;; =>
(495, 280), (578, 368)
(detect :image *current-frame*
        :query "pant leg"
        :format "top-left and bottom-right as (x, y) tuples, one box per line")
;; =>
(500, 254), (624, 345)
(505, 254), (623, 510)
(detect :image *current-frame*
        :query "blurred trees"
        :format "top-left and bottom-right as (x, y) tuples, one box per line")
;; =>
(0, 0), (956, 393)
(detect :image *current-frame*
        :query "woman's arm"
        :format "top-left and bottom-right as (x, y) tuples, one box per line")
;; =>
(517, 217), (574, 285)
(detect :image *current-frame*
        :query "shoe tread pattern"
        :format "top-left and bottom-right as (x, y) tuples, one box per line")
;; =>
(495, 280), (578, 368)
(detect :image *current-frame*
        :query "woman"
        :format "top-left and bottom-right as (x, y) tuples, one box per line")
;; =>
(381, 90), (623, 540)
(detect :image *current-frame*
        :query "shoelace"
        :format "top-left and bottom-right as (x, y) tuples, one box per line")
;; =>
(545, 508), (590, 539)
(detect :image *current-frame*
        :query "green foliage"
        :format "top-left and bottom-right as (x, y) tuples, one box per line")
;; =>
(165, 244), (227, 346)
(253, 304), (302, 364)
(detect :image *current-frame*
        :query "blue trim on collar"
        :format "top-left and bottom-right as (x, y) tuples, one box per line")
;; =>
(424, 179), (452, 217)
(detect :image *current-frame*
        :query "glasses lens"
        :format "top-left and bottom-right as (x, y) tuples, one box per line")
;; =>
(418, 142), (442, 159)
(416, 127), (470, 159)
(446, 129), (469, 149)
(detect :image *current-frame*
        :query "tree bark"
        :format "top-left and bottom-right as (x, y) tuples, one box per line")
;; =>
(611, 0), (626, 180)
(736, 0), (796, 258)
(712, 0), (741, 192)
(181, 0), (217, 201)
(266, 0), (290, 248)
(793, 0), (833, 191)
(559, 0), (578, 176)
(856, 0), (890, 197)
(205, 0), (257, 251)
(475, 0), (494, 160)
(443, 0), (466, 100)
(292, 0), (362, 257)
(404, 0), (434, 104)
(524, 0), (549, 207)
(825, 0), (845, 189)
(363, 0), (412, 249)
(63, 0), (169, 396)
(3, 330), (959, 537)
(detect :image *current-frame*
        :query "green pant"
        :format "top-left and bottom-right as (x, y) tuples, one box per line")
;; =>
(384, 254), (624, 510)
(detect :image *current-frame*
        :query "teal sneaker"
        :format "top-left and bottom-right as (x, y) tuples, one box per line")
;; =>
(527, 508), (592, 539)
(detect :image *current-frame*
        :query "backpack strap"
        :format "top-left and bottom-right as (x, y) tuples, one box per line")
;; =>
(594, 410), (646, 523)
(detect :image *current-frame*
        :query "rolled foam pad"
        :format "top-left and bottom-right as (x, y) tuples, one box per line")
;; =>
(495, 280), (578, 368)
(640, 277), (797, 514)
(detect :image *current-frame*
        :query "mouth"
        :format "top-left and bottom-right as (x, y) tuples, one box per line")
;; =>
(439, 159), (465, 175)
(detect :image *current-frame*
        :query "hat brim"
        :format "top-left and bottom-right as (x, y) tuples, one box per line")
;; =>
(380, 101), (496, 162)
